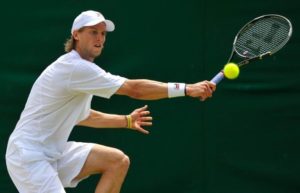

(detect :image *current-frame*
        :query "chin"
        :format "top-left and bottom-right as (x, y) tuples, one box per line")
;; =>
(92, 50), (102, 58)
(95, 52), (102, 58)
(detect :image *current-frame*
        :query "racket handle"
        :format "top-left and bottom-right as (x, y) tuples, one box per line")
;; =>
(210, 71), (224, 84)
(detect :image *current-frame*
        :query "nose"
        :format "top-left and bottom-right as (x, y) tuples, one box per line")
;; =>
(98, 34), (106, 44)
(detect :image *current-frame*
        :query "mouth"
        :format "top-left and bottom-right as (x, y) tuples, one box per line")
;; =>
(95, 44), (102, 48)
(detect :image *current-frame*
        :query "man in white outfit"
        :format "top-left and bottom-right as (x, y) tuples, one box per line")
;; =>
(6, 10), (216, 193)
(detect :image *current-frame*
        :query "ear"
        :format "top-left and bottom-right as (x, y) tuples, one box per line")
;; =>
(73, 31), (80, 41)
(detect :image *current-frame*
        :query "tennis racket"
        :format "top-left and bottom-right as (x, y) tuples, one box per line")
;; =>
(211, 14), (293, 84)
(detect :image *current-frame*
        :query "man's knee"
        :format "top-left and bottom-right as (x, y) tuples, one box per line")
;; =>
(89, 145), (130, 174)
(110, 149), (130, 171)
(122, 154), (130, 170)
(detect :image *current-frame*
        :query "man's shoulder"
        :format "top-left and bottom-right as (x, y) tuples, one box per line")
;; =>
(58, 50), (95, 66)
(58, 50), (81, 63)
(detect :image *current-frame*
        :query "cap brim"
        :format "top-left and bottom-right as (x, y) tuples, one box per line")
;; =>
(104, 20), (115, 32)
(84, 19), (115, 32)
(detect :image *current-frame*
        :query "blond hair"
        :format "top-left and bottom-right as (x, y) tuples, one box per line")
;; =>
(64, 36), (75, 52)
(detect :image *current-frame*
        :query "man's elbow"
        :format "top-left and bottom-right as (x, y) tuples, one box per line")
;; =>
(124, 88), (144, 99)
(116, 80), (143, 99)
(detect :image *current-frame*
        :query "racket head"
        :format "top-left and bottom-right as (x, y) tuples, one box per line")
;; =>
(233, 14), (293, 59)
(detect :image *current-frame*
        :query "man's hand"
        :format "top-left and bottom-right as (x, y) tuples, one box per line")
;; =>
(128, 105), (152, 134)
(185, 81), (216, 101)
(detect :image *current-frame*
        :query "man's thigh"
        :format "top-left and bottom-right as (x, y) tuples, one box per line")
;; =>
(57, 141), (95, 187)
(73, 143), (127, 181)
(6, 151), (65, 193)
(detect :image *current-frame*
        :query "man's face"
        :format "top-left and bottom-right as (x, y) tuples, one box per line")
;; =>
(73, 22), (107, 62)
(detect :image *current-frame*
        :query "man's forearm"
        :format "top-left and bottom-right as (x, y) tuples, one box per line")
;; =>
(116, 79), (169, 100)
(77, 110), (127, 128)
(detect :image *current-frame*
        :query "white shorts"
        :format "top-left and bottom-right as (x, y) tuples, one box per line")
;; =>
(6, 141), (95, 193)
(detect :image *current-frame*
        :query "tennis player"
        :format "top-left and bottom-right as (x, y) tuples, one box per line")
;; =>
(6, 10), (216, 193)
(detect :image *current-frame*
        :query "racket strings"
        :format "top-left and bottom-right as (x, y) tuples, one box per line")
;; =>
(235, 16), (291, 58)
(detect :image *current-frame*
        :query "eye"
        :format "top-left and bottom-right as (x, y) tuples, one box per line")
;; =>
(92, 30), (98, 35)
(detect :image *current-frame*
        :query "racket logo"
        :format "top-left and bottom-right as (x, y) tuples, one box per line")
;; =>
(263, 23), (280, 43)
(245, 40), (261, 55)
(243, 22), (282, 56)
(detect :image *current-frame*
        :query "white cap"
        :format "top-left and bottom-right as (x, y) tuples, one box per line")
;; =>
(71, 10), (115, 34)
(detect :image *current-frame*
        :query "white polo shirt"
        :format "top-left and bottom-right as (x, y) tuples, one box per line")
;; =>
(6, 50), (126, 161)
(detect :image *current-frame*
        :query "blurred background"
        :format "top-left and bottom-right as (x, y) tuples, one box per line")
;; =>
(1, 0), (300, 192)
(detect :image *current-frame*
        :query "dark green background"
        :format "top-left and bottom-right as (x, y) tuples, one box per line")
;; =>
(1, 0), (300, 192)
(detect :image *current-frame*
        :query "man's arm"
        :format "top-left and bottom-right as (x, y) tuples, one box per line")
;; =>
(116, 79), (168, 100)
(115, 79), (216, 101)
(77, 105), (152, 134)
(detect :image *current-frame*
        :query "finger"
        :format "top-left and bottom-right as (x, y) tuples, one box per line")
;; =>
(204, 83), (213, 95)
(203, 83), (211, 92)
(140, 111), (150, 116)
(140, 116), (152, 121)
(136, 105), (148, 112)
(139, 122), (152, 126)
(208, 82), (216, 91)
(206, 85), (212, 94)
(199, 94), (208, 101)
(207, 88), (213, 97)
(136, 126), (150, 134)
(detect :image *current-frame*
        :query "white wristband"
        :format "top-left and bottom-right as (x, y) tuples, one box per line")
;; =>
(167, 83), (186, 98)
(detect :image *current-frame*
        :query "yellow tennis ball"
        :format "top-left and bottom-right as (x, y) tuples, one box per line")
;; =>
(223, 63), (240, 79)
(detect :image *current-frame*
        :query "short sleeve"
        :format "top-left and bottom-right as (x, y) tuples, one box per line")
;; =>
(69, 61), (127, 98)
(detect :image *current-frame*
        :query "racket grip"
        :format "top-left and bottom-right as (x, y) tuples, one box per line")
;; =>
(210, 71), (224, 84)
